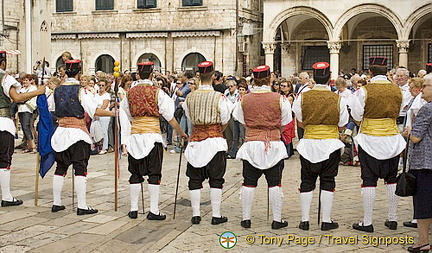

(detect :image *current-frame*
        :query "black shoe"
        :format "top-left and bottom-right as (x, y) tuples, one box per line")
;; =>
(77, 207), (98, 215)
(272, 220), (288, 229)
(191, 216), (201, 224)
(384, 219), (397, 230)
(403, 220), (418, 228)
(408, 244), (430, 253)
(241, 220), (251, 228)
(211, 216), (228, 225)
(1, 198), (23, 207)
(51, 205), (65, 212)
(147, 211), (166, 220)
(299, 221), (309, 230)
(128, 211), (138, 219)
(352, 222), (374, 232)
(321, 221), (339, 231)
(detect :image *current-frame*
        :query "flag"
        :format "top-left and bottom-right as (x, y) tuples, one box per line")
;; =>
(36, 94), (55, 178)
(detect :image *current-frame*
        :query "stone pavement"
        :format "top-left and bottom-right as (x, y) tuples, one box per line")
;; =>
(0, 144), (418, 252)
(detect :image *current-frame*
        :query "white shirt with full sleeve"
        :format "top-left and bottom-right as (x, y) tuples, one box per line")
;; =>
(350, 75), (406, 160)
(182, 85), (234, 168)
(51, 78), (99, 152)
(0, 70), (21, 136)
(232, 85), (293, 170)
(405, 93), (427, 128)
(120, 88), (175, 160)
(292, 85), (349, 163)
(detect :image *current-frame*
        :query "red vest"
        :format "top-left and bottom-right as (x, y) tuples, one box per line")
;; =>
(242, 91), (282, 142)
(127, 85), (160, 117)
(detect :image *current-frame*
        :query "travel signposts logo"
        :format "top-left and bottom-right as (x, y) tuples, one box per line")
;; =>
(219, 231), (237, 249)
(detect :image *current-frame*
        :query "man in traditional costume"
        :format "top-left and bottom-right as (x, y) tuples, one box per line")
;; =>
(233, 65), (292, 229)
(0, 51), (45, 207)
(292, 62), (348, 231)
(182, 61), (233, 225)
(51, 59), (115, 215)
(351, 57), (406, 232)
(120, 62), (187, 220)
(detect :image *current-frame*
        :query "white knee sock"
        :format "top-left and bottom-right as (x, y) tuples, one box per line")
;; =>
(130, 184), (141, 212)
(362, 187), (376, 226)
(320, 190), (334, 223)
(386, 183), (398, 221)
(269, 186), (284, 222)
(300, 191), (313, 222)
(53, 175), (65, 206)
(0, 168), (13, 201)
(210, 188), (222, 218)
(240, 186), (255, 220)
(148, 184), (160, 215)
(189, 189), (201, 217)
(75, 176), (88, 209)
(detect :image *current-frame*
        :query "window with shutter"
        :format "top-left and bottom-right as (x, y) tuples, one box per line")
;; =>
(138, 0), (156, 8)
(56, 0), (73, 12)
(182, 0), (202, 7)
(96, 0), (114, 10)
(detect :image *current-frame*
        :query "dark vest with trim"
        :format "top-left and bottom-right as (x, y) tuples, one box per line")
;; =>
(0, 72), (11, 109)
(54, 84), (85, 118)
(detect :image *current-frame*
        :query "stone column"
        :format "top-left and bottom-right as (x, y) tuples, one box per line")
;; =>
(327, 41), (341, 81)
(280, 43), (292, 77)
(262, 42), (277, 71)
(397, 40), (410, 68)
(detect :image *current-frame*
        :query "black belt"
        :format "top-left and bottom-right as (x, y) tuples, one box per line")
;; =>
(396, 116), (405, 125)
(0, 108), (11, 118)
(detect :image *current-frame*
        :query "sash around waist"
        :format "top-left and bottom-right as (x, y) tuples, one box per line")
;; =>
(304, 125), (339, 139)
(360, 117), (399, 136)
(190, 124), (223, 142)
(58, 117), (89, 135)
(131, 116), (161, 134)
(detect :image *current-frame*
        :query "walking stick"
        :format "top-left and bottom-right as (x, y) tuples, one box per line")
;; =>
(114, 77), (120, 211)
(34, 154), (40, 206)
(173, 143), (183, 220)
(318, 188), (321, 225)
(141, 182), (145, 214)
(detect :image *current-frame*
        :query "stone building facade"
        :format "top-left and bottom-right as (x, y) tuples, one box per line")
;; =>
(50, 0), (264, 76)
(263, 0), (432, 78)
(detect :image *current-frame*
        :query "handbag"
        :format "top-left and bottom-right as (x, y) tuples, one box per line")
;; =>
(90, 119), (104, 144)
(395, 135), (416, 197)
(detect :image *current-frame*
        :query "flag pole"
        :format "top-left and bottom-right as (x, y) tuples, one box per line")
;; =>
(34, 154), (40, 206)
(113, 63), (121, 211)
(34, 57), (46, 206)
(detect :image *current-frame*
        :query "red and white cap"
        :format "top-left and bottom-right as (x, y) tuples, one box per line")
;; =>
(252, 65), (271, 79)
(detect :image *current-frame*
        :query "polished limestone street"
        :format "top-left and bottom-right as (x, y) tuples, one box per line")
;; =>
(0, 142), (417, 252)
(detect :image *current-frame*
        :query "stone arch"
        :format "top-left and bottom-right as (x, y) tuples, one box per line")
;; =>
(89, 51), (119, 74)
(132, 49), (165, 71)
(333, 4), (404, 41)
(265, 6), (333, 43)
(404, 3), (432, 40)
(176, 48), (212, 71)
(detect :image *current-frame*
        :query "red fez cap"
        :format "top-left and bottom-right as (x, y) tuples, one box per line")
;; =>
(426, 63), (432, 74)
(253, 65), (271, 79)
(312, 62), (330, 78)
(369, 56), (387, 66)
(65, 59), (82, 70)
(0, 51), (6, 59)
(198, 61), (214, 74)
(138, 61), (154, 72)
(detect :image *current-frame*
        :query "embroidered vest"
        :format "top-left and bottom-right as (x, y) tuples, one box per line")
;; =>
(360, 81), (402, 136)
(242, 91), (282, 142)
(127, 84), (161, 134)
(54, 83), (85, 119)
(0, 72), (11, 110)
(186, 90), (222, 125)
(302, 88), (340, 139)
